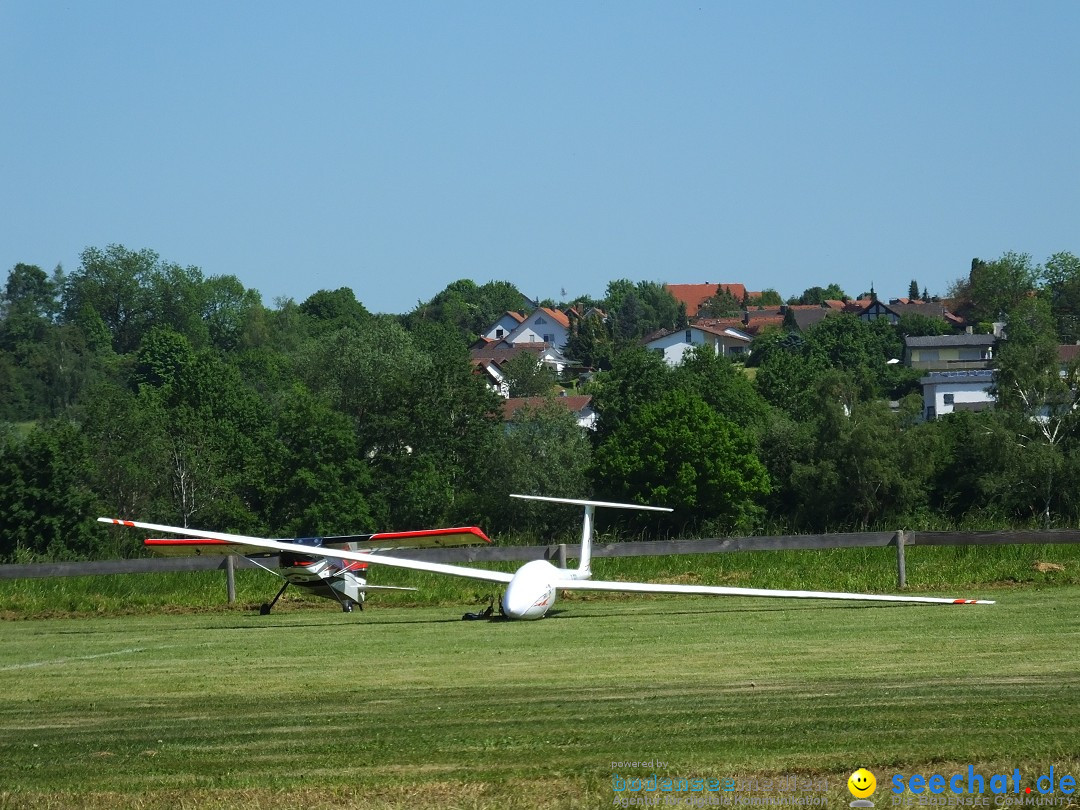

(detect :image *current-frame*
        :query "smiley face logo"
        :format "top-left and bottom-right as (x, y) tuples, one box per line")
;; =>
(848, 768), (877, 799)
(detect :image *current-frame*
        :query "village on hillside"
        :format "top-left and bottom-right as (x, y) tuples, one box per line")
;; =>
(469, 276), (1072, 426)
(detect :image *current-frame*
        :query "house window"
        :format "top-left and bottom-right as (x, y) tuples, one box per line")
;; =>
(926, 405), (936, 420)
(535, 316), (547, 324)
(495, 328), (504, 339)
(685, 329), (692, 343)
(543, 333), (554, 344)
(943, 393), (955, 405)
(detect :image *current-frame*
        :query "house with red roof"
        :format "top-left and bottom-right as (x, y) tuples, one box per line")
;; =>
(470, 342), (570, 398)
(665, 283), (760, 317)
(642, 323), (753, 366)
(501, 394), (597, 431)
(504, 307), (572, 350)
(482, 311), (526, 342)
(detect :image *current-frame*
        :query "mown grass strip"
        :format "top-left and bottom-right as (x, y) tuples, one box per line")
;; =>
(0, 587), (1076, 808)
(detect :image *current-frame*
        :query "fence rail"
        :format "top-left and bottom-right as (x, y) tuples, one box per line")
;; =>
(2, 529), (1077, 599)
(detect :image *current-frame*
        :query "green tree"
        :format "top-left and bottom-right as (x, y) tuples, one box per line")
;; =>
(1040, 251), (1080, 343)
(897, 312), (947, 337)
(697, 288), (742, 318)
(409, 279), (528, 340)
(564, 310), (614, 369)
(604, 280), (683, 344)
(264, 385), (376, 535)
(1, 263), (57, 349)
(299, 287), (370, 333)
(592, 389), (769, 533)
(788, 283), (847, 305)
(61, 245), (159, 353)
(990, 296), (1080, 524)
(771, 372), (935, 529)
(754, 340), (830, 421)
(756, 289), (783, 307)
(0, 421), (103, 561)
(501, 350), (556, 397)
(486, 397), (593, 536)
(79, 382), (171, 521)
(589, 346), (672, 441)
(673, 345), (769, 435)
(952, 252), (1038, 326)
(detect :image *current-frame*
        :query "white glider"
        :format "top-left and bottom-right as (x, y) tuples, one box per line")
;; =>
(100, 495), (994, 619)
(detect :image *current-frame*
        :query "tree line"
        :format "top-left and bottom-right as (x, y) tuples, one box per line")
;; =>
(2, 245), (1079, 561)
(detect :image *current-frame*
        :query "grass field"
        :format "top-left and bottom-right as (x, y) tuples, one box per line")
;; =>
(2, 542), (1078, 617)
(1, 582), (1077, 810)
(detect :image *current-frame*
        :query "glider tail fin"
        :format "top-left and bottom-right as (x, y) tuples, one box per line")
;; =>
(508, 495), (674, 581)
(578, 503), (595, 579)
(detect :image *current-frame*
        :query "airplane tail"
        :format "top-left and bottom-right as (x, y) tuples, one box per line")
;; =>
(508, 495), (673, 581)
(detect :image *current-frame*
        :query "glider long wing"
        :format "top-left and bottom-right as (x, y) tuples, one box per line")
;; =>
(552, 578), (994, 604)
(100, 519), (513, 585)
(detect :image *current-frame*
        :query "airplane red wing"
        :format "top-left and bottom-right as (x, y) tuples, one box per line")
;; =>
(326, 526), (491, 551)
(144, 526), (490, 557)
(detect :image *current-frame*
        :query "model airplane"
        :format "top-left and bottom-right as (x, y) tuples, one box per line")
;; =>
(100, 495), (994, 619)
(141, 526), (491, 614)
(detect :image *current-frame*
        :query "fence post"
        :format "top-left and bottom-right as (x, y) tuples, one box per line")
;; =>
(895, 530), (907, 590)
(225, 555), (236, 604)
(557, 543), (567, 569)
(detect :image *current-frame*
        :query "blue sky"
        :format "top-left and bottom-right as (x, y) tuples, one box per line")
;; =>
(2, 1), (1078, 314)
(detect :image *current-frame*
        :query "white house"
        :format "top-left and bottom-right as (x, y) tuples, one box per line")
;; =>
(504, 307), (571, 350)
(470, 342), (571, 398)
(920, 370), (996, 420)
(482, 311), (526, 342)
(642, 324), (753, 366)
(905, 334), (996, 370)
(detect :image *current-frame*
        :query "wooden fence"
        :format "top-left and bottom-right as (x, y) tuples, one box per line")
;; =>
(1, 529), (1078, 602)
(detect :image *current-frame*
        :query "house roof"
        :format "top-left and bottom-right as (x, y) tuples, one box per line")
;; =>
(790, 307), (831, 330)
(470, 342), (551, 366)
(537, 307), (570, 328)
(744, 306), (784, 320)
(642, 323), (752, 345)
(1060, 344), (1080, 364)
(905, 334), (997, 348)
(743, 315), (785, 333)
(665, 283), (754, 316)
(502, 395), (594, 421)
(694, 317), (749, 331)
(888, 300), (961, 322)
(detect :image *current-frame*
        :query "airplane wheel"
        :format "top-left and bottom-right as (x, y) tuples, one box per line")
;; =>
(342, 602), (353, 613)
(259, 603), (271, 616)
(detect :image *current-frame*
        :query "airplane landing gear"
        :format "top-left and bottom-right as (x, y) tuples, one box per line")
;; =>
(260, 581), (290, 615)
(462, 595), (495, 621)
